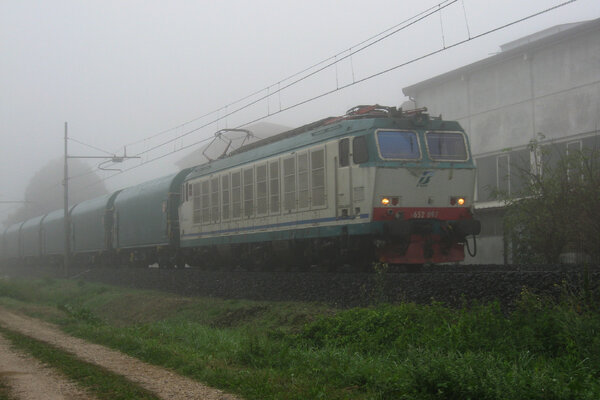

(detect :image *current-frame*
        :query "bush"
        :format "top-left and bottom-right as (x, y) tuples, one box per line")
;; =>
(500, 137), (600, 263)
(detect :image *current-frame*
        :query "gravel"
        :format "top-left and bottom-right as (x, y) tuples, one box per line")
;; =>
(2, 263), (599, 309)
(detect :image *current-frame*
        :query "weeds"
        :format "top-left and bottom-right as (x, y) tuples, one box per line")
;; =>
(0, 326), (159, 400)
(0, 378), (15, 400)
(361, 262), (390, 305)
(0, 277), (599, 399)
(58, 302), (103, 326)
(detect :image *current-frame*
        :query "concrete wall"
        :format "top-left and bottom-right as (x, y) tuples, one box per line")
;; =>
(408, 23), (600, 156)
(404, 21), (600, 264)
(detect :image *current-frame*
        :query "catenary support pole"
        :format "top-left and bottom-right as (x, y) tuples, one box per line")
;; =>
(64, 122), (70, 276)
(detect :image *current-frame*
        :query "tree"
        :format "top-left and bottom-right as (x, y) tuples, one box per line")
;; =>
(4, 158), (109, 226)
(501, 137), (600, 264)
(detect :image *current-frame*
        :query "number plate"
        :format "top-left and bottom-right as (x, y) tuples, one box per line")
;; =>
(412, 210), (439, 219)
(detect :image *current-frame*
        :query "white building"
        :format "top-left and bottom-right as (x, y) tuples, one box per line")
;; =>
(403, 18), (600, 264)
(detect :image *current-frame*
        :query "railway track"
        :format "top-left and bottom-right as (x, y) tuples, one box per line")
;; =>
(2, 263), (599, 309)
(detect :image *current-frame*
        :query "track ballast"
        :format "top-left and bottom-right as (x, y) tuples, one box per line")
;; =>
(2, 263), (598, 309)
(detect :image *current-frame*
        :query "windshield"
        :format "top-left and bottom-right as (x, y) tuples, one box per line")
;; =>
(376, 130), (420, 160)
(426, 132), (468, 161)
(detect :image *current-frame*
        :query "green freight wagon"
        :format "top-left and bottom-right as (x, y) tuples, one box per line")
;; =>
(70, 191), (121, 266)
(112, 169), (191, 267)
(2, 222), (25, 265)
(20, 215), (45, 265)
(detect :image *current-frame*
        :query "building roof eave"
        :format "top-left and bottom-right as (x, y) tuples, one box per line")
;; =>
(403, 18), (600, 97)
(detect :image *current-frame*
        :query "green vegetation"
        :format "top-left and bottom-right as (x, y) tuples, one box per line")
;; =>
(0, 326), (159, 400)
(500, 138), (600, 263)
(0, 379), (15, 400)
(0, 277), (599, 399)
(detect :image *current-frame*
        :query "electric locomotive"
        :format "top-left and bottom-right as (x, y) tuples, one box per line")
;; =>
(0, 105), (480, 270)
(178, 105), (480, 268)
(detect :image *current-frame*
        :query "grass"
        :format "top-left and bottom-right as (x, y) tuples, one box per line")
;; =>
(0, 378), (14, 400)
(0, 276), (599, 399)
(0, 326), (160, 400)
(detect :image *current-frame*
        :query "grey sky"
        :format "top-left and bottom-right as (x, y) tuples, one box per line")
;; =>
(1, 0), (599, 227)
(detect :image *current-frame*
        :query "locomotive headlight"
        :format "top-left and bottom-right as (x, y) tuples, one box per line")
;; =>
(381, 197), (390, 206)
(450, 196), (466, 206)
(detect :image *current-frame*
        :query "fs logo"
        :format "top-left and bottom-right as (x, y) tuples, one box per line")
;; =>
(417, 171), (435, 187)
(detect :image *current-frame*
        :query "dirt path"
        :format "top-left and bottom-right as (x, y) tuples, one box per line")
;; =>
(0, 333), (96, 400)
(0, 307), (241, 400)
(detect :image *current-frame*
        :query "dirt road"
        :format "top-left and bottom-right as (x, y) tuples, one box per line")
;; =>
(0, 307), (240, 400)
(0, 333), (96, 400)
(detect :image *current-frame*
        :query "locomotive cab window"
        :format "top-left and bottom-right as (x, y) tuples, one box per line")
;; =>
(376, 130), (420, 160)
(352, 136), (369, 164)
(426, 131), (468, 161)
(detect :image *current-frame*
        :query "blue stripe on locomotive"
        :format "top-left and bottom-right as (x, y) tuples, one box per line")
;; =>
(181, 217), (373, 247)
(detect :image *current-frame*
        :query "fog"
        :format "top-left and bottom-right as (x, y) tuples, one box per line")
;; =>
(1, 0), (599, 228)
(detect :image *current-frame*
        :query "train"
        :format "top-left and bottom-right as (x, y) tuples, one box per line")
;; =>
(1, 105), (480, 271)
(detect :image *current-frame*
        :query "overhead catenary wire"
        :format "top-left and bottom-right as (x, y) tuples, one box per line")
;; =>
(29, 135), (131, 195)
(461, 0), (472, 39)
(122, 0), (458, 152)
(121, 0), (459, 157)
(68, 137), (115, 156)
(91, 0), (577, 186)
(91, 1), (459, 181)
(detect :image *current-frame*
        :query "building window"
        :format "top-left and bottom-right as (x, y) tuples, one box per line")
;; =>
(476, 149), (531, 201)
(509, 149), (531, 195)
(496, 155), (510, 195)
(541, 142), (567, 176)
(567, 140), (583, 182)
